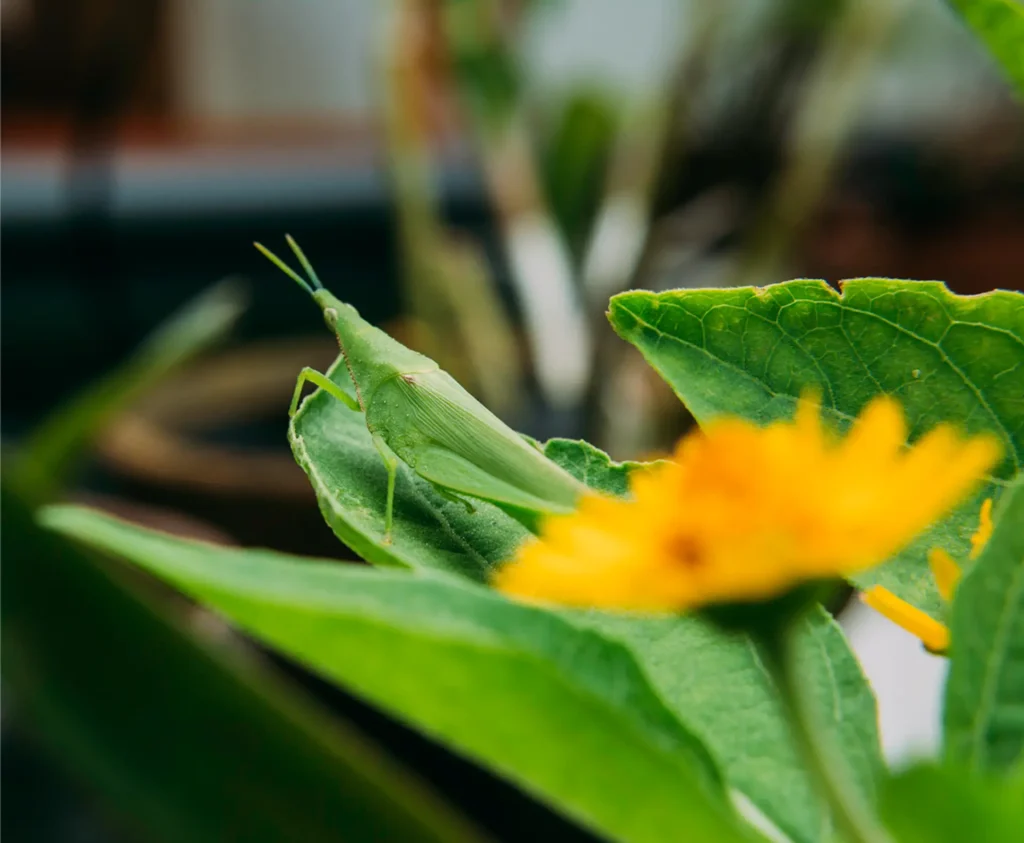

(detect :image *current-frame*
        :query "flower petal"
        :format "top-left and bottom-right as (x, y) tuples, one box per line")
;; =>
(861, 586), (950, 653)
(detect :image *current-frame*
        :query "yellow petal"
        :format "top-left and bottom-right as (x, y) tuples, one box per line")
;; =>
(970, 498), (994, 560)
(928, 548), (961, 603)
(841, 396), (906, 462)
(495, 396), (1001, 615)
(861, 586), (950, 653)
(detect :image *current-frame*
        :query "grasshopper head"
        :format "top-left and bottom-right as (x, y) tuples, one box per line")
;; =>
(254, 237), (364, 340)
(256, 236), (435, 398)
(312, 289), (359, 336)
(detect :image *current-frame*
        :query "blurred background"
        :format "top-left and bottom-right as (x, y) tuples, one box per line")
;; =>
(3, 1), (1023, 840)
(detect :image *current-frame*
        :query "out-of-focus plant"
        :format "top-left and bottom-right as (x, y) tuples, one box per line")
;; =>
(381, 0), (917, 455)
(948, 0), (1024, 96)
(440, 0), (595, 410)
(728, 0), (909, 288)
(384, 0), (526, 418)
(9, 280), (247, 503)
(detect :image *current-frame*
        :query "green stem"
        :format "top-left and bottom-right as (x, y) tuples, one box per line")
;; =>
(758, 627), (892, 843)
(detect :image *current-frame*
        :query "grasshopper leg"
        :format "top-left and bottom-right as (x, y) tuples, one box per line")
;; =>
(290, 367), (360, 417)
(429, 482), (476, 514)
(372, 434), (399, 544)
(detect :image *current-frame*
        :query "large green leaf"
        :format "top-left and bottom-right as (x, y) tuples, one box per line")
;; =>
(608, 279), (1024, 616)
(289, 357), (529, 582)
(878, 762), (1024, 843)
(43, 504), (754, 843)
(3, 487), (483, 843)
(944, 474), (1024, 773)
(949, 0), (1024, 98)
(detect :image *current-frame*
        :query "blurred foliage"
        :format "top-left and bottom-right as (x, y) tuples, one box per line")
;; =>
(949, 0), (1024, 96)
(539, 90), (619, 261)
(3, 489), (483, 843)
(10, 280), (247, 503)
(45, 503), (753, 843)
(944, 475), (1024, 774)
(879, 762), (1024, 842)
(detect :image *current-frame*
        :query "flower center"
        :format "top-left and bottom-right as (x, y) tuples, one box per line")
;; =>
(666, 534), (704, 569)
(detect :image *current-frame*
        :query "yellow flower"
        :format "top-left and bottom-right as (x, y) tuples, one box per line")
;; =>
(861, 499), (993, 653)
(495, 396), (999, 612)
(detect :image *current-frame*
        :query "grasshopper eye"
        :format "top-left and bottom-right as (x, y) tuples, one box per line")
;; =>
(323, 308), (339, 330)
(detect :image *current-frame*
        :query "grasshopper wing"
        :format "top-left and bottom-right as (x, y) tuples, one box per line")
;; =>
(367, 370), (584, 526)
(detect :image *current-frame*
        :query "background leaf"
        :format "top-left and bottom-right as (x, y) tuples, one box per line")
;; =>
(12, 279), (247, 503)
(944, 474), (1024, 773)
(3, 487), (484, 843)
(948, 0), (1024, 98)
(608, 279), (1024, 616)
(878, 762), (1024, 843)
(44, 504), (752, 843)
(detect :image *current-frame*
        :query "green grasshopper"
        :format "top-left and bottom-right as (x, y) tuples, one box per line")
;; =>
(255, 236), (586, 540)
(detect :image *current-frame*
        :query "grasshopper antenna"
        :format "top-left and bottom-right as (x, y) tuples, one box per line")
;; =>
(254, 241), (314, 296)
(286, 234), (325, 291)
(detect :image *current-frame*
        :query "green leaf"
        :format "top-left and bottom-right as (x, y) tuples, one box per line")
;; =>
(544, 440), (884, 843)
(608, 279), (1024, 616)
(949, 0), (1024, 98)
(539, 90), (618, 258)
(12, 279), (247, 503)
(2, 487), (483, 843)
(289, 357), (529, 582)
(578, 608), (883, 843)
(43, 504), (755, 843)
(878, 762), (1024, 843)
(944, 473), (1024, 773)
(541, 437), (645, 497)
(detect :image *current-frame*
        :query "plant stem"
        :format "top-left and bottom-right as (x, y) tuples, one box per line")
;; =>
(758, 627), (893, 843)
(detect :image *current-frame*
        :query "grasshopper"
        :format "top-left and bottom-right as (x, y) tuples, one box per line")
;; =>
(255, 236), (586, 540)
